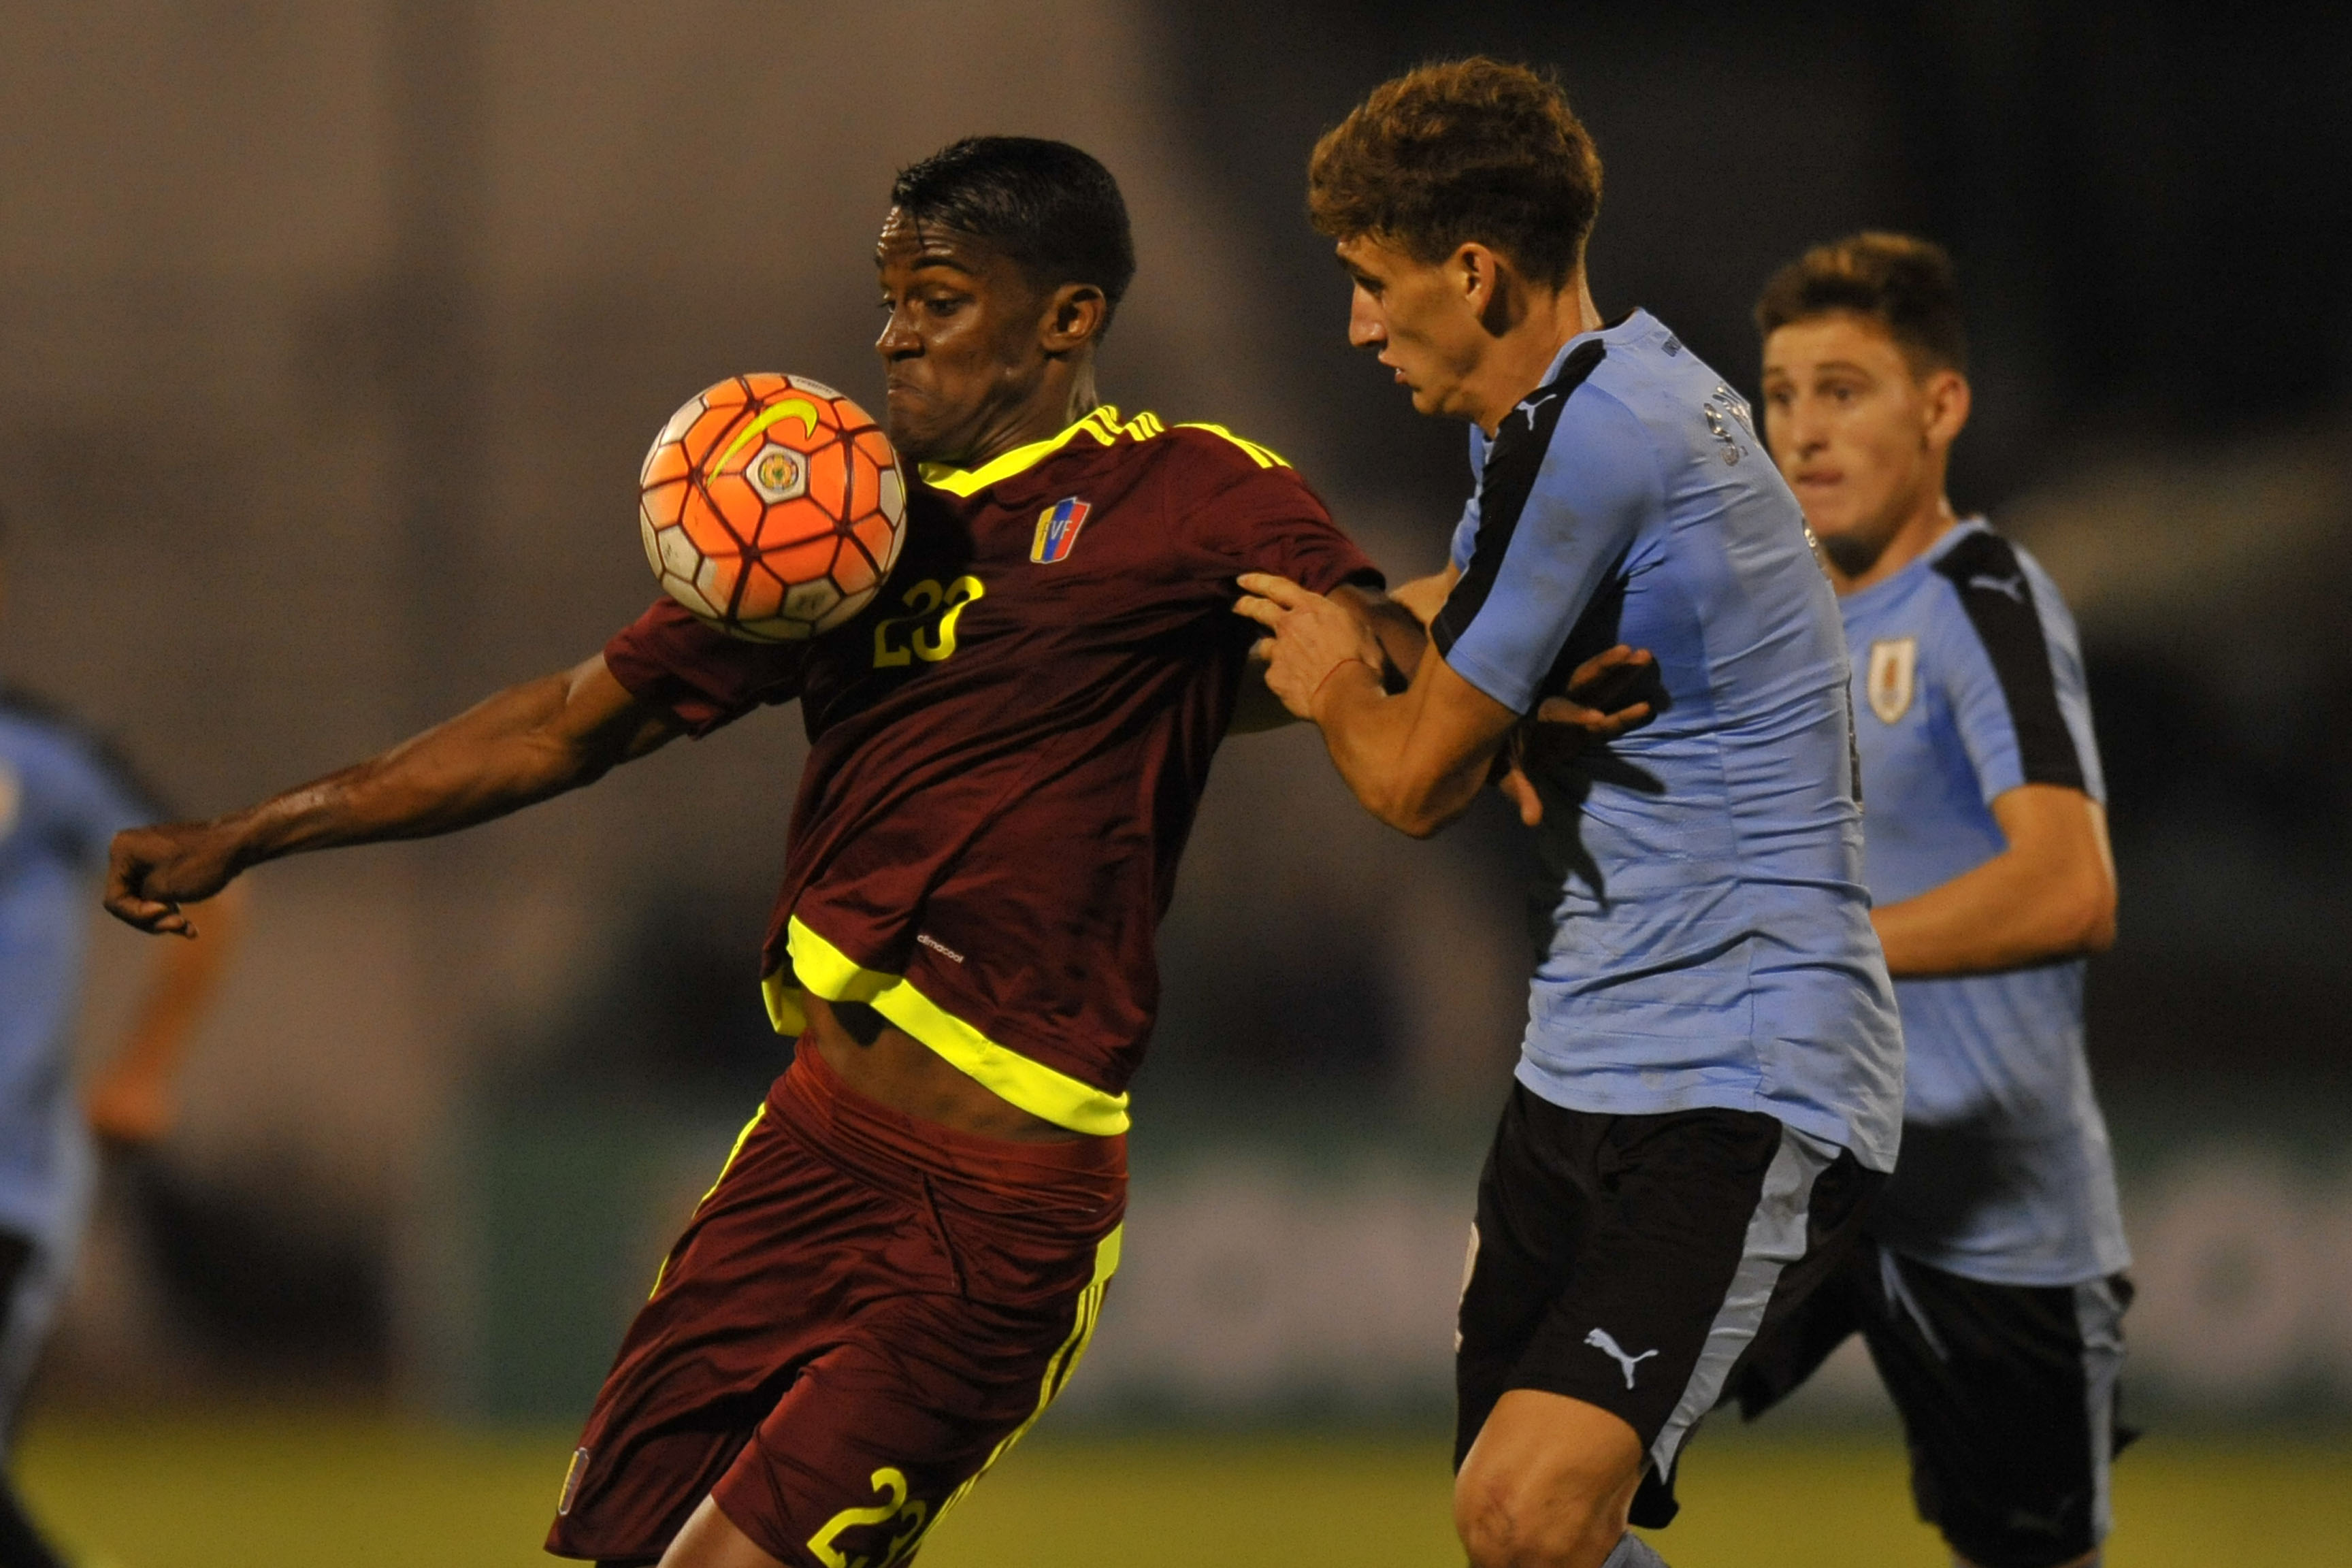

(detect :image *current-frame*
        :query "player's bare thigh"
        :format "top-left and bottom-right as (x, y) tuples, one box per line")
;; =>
(1455, 1388), (1647, 1568)
(650, 1497), (783, 1568)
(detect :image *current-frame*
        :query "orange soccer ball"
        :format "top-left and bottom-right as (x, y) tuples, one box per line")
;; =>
(638, 374), (908, 640)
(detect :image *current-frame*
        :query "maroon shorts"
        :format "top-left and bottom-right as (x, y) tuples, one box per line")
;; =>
(544, 1038), (1127, 1566)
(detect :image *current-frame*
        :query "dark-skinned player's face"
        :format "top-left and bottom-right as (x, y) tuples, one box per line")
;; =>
(873, 210), (1060, 467)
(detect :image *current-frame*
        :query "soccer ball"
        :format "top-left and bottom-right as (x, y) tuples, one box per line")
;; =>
(638, 374), (907, 640)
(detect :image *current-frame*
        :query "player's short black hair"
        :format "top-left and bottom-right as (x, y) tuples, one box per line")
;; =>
(1754, 232), (1970, 375)
(889, 137), (1137, 329)
(1309, 58), (1603, 290)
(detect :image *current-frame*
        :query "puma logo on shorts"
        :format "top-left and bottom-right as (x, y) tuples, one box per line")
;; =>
(1585, 1328), (1660, 1388)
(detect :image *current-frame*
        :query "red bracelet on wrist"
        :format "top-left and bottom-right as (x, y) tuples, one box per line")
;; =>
(1309, 655), (1375, 715)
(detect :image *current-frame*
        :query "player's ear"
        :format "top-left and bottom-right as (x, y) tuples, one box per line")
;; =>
(1041, 282), (1109, 355)
(1454, 242), (1502, 323)
(1920, 366), (1972, 451)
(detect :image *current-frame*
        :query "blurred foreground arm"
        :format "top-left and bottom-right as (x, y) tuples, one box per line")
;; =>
(85, 882), (247, 1143)
(105, 655), (683, 935)
(1872, 784), (2117, 976)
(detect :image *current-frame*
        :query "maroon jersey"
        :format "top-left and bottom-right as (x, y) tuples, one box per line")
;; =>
(604, 406), (1379, 1134)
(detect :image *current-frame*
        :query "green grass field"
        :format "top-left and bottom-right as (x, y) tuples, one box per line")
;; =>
(18, 1414), (2351, 1567)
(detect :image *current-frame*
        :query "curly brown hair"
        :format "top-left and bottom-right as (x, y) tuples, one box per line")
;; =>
(1307, 58), (1602, 289)
(1754, 233), (1969, 374)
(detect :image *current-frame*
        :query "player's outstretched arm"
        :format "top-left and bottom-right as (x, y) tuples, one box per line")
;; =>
(105, 655), (683, 936)
(1237, 572), (1516, 838)
(1870, 783), (2118, 976)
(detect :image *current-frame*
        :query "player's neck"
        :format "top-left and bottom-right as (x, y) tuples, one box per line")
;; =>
(1469, 273), (1604, 436)
(956, 359), (1101, 472)
(1829, 493), (1960, 595)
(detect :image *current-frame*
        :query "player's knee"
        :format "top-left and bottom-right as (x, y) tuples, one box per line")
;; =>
(1453, 1465), (1622, 1568)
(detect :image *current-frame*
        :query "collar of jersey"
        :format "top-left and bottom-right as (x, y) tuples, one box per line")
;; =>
(917, 405), (1164, 497)
(1842, 516), (1992, 612)
(1526, 306), (1651, 395)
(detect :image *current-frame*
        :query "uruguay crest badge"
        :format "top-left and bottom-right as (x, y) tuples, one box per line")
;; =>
(1032, 497), (1092, 564)
(1867, 636), (1918, 724)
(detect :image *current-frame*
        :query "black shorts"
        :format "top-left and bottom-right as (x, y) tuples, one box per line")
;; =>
(1730, 1236), (2134, 1568)
(1455, 1085), (1881, 1529)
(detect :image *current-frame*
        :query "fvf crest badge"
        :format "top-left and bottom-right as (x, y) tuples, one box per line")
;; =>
(1031, 497), (1092, 564)
(1867, 637), (1918, 724)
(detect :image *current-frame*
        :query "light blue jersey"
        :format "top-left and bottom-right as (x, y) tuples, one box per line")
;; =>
(1840, 521), (2130, 1284)
(1435, 310), (1903, 1171)
(0, 691), (156, 1246)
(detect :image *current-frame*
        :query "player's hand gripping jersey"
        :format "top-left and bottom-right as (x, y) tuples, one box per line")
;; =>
(1435, 310), (1904, 1170)
(606, 408), (1379, 1134)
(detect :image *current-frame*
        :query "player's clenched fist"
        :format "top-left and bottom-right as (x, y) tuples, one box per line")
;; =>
(1233, 571), (1387, 723)
(105, 821), (242, 937)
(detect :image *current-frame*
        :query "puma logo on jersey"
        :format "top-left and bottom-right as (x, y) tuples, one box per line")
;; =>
(1965, 572), (2026, 602)
(1585, 1328), (1659, 1389)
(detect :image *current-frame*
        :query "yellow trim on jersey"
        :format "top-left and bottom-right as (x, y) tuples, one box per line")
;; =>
(928, 1225), (1123, 1533)
(916, 406), (1290, 495)
(764, 973), (810, 1036)
(917, 404), (1150, 496)
(768, 917), (1132, 1136)
(1174, 421), (1290, 469)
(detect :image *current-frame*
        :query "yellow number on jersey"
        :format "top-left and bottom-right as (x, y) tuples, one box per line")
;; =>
(807, 1467), (932, 1568)
(872, 576), (985, 668)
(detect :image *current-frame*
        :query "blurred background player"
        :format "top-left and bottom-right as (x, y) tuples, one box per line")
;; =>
(102, 137), (1403, 1568)
(1239, 59), (1903, 1568)
(0, 512), (240, 1568)
(1733, 233), (2131, 1568)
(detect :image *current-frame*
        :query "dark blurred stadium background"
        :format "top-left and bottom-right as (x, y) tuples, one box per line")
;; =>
(4, 2), (2349, 1563)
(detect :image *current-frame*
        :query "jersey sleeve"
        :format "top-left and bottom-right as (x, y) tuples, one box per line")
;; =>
(603, 597), (809, 737)
(1929, 534), (2100, 806)
(1447, 427), (1490, 573)
(1182, 438), (1384, 595)
(1448, 495), (1481, 575)
(1431, 385), (1654, 715)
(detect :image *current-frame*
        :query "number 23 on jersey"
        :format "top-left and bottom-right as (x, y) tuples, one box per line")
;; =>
(872, 576), (985, 668)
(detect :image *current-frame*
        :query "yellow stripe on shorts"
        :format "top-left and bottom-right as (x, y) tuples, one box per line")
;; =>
(928, 1224), (1124, 1532)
